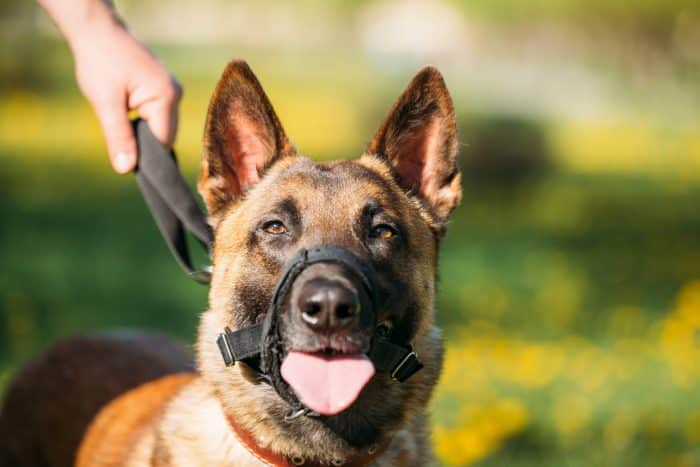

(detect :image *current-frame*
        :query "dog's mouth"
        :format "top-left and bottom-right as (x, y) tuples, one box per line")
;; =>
(280, 345), (375, 416)
(275, 256), (379, 416)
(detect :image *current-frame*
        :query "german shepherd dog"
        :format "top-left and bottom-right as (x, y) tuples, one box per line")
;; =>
(0, 60), (461, 466)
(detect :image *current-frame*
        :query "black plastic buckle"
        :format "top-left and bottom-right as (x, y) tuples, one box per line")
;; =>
(284, 407), (320, 421)
(217, 328), (236, 367)
(189, 265), (213, 285)
(390, 348), (423, 382)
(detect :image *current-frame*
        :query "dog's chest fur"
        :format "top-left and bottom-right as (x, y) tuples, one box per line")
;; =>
(95, 377), (425, 466)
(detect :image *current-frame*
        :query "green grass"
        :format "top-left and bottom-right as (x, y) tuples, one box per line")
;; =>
(439, 174), (700, 337)
(0, 156), (207, 367)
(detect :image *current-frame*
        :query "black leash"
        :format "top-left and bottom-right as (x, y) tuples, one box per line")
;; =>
(132, 119), (213, 284)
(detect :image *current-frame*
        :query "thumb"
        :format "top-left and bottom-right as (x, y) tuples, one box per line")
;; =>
(95, 101), (137, 174)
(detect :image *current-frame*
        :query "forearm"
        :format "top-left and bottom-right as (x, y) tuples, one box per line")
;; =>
(38, 0), (124, 51)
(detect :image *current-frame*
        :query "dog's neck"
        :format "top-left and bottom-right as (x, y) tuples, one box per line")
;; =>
(198, 309), (392, 462)
(225, 412), (390, 467)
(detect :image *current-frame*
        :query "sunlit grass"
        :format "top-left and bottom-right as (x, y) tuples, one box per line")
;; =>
(551, 120), (700, 182)
(0, 83), (366, 174)
(5, 88), (700, 184)
(432, 279), (700, 466)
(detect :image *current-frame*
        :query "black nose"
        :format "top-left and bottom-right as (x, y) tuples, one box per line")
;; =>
(296, 278), (360, 332)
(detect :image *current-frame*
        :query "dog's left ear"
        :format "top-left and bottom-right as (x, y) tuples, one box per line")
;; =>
(199, 60), (295, 223)
(368, 66), (461, 224)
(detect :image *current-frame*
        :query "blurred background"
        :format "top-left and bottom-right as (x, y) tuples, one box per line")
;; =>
(2, 0), (700, 465)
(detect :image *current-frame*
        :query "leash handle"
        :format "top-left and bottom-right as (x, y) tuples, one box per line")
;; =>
(132, 118), (213, 284)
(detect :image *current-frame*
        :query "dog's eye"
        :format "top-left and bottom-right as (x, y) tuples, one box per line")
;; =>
(262, 220), (287, 235)
(370, 224), (397, 240)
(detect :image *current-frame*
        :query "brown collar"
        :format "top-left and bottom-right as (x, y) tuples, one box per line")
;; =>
(226, 415), (390, 466)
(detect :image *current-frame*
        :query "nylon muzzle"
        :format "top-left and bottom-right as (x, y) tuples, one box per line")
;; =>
(217, 246), (424, 418)
(261, 246), (379, 414)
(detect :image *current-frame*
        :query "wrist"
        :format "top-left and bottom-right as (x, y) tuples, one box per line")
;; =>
(69, 14), (127, 56)
(41, 0), (127, 53)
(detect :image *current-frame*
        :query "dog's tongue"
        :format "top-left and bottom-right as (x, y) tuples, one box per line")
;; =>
(280, 352), (375, 415)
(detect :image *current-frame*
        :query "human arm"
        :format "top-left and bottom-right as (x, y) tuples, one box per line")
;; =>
(38, 0), (181, 173)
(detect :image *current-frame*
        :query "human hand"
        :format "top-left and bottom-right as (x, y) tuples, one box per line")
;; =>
(69, 17), (182, 173)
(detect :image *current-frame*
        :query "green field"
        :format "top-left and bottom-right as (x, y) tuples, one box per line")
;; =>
(2, 25), (700, 466)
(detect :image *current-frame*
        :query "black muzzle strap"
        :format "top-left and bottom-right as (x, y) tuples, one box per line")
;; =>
(132, 119), (213, 284)
(217, 324), (263, 366)
(218, 325), (423, 383)
(368, 338), (423, 382)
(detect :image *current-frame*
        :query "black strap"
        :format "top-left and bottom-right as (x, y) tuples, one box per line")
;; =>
(217, 324), (264, 366)
(132, 119), (213, 284)
(269, 247), (379, 318)
(368, 339), (423, 382)
(217, 325), (422, 383)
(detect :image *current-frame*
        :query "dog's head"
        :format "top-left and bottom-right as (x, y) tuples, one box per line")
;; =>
(196, 60), (461, 460)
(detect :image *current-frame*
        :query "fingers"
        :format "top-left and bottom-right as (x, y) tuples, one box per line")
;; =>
(95, 98), (137, 174)
(140, 78), (182, 148)
(93, 77), (182, 174)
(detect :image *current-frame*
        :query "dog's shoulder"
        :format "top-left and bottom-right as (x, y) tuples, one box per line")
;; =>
(76, 372), (197, 467)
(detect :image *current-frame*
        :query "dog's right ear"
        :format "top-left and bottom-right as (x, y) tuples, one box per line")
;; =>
(199, 60), (295, 223)
(367, 66), (461, 229)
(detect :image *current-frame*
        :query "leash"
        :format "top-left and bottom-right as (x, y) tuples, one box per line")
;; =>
(132, 119), (213, 284)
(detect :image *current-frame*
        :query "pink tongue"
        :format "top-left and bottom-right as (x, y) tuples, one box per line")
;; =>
(281, 352), (375, 415)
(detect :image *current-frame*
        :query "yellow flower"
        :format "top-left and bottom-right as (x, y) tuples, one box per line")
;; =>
(509, 343), (566, 388)
(675, 280), (700, 327)
(658, 280), (700, 387)
(434, 400), (528, 466)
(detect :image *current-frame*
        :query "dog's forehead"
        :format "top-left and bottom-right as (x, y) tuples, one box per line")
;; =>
(256, 157), (402, 212)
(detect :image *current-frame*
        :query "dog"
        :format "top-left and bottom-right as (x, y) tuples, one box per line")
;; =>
(0, 60), (461, 466)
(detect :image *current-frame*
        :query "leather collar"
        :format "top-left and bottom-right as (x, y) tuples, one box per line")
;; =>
(226, 415), (390, 466)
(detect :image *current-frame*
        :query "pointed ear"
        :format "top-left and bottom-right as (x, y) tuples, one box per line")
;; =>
(198, 60), (295, 221)
(368, 66), (461, 224)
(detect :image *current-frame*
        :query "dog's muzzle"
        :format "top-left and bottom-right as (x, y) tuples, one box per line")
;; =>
(216, 246), (423, 419)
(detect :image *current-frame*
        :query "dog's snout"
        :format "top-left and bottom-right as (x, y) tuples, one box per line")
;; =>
(296, 278), (360, 333)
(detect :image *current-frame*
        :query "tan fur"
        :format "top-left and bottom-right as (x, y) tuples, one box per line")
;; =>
(0, 60), (461, 467)
(76, 373), (197, 467)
